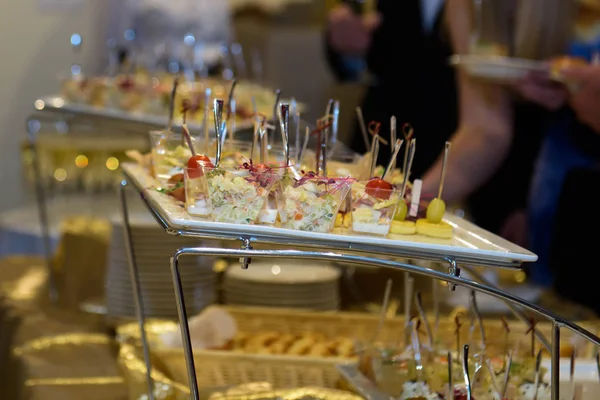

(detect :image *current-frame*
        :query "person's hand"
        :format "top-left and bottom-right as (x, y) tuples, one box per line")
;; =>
(327, 4), (382, 56)
(514, 70), (568, 111)
(499, 209), (529, 248)
(560, 65), (600, 133)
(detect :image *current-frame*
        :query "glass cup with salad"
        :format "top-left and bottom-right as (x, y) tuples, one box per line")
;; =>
(350, 178), (401, 236)
(204, 164), (281, 224)
(276, 172), (352, 233)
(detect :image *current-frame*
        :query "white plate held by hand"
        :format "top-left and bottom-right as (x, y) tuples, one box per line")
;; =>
(450, 54), (547, 82)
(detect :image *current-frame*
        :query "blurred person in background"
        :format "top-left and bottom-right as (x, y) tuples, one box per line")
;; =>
(421, 0), (600, 309)
(325, 0), (546, 248)
(325, 0), (457, 179)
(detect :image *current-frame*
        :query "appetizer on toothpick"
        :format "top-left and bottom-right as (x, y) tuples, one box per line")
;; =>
(276, 113), (353, 233)
(350, 139), (403, 236)
(416, 141), (453, 239)
(389, 139), (417, 235)
(182, 102), (215, 216)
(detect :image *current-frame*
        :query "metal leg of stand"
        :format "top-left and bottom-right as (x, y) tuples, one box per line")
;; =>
(119, 180), (155, 400)
(551, 322), (561, 400)
(28, 130), (58, 303)
(170, 250), (200, 400)
(461, 265), (551, 352)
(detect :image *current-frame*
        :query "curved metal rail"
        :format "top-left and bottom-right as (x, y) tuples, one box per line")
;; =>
(168, 247), (599, 400)
(114, 175), (600, 400)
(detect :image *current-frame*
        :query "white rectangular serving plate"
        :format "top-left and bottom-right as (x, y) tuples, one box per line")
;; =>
(337, 361), (600, 400)
(449, 54), (547, 82)
(122, 163), (537, 268)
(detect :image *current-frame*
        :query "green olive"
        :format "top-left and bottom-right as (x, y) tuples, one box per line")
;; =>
(426, 197), (446, 224)
(393, 201), (408, 221)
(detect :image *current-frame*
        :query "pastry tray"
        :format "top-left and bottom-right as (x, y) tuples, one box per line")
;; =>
(121, 163), (537, 268)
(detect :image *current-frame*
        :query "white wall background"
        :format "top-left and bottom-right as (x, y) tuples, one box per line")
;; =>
(0, 1), (108, 212)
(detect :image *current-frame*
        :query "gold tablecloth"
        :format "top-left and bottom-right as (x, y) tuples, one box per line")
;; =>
(10, 334), (124, 400)
(0, 256), (120, 399)
(21, 377), (126, 400)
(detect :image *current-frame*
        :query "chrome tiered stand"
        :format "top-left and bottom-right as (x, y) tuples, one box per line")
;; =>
(116, 165), (600, 400)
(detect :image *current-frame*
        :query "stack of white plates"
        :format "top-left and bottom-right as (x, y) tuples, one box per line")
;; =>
(223, 261), (341, 311)
(105, 213), (217, 320)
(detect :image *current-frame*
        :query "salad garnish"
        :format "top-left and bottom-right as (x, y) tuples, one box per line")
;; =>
(293, 170), (355, 194)
(239, 159), (280, 188)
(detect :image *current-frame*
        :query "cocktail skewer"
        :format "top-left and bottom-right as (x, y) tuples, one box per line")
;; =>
(485, 358), (502, 400)
(167, 78), (179, 134)
(181, 106), (196, 157)
(410, 317), (425, 395)
(527, 318), (538, 358)
(470, 291), (486, 350)
(250, 117), (260, 162)
(260, 124), (268, 165)
(298, 126), (311, 168)
(272, 89), (281, 126)
(390, 116), (397, 174)
(400, 139), (416, 199)
(226, 79), (237, 120)
(321, 100), (334, 175)
(291, 98), (300, 164)
(356, 107), (370, 150)
(403, 273), (414, 346)
(369, 135), (380, 178)
(502, 351), (513, 400)
(382, 139), (403, 181)
(438, 141), (451, 199)
(533, 349), (543, 400)
(401, 124), (414, 181)
(203, 88), (212, 154)
(415, 291), (434, 348)
(501, 317), (511, 355)
(370, 279), (393, 344)
(226, 80), (238, 145)
(454, 314), (464, 365)
(427, 141), (451, 224)
(228, 98), (237, 146)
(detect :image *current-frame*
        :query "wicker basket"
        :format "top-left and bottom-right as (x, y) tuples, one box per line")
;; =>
(117, 306), (600, 389)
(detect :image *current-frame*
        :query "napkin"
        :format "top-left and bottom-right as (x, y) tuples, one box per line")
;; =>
(161, 306), (237, 350)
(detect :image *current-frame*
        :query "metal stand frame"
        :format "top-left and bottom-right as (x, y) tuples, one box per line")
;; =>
(25, 99), (599, 400)
(117, 167), (600, 400)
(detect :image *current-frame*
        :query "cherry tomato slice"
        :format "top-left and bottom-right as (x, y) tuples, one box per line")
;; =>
(187, 155), (214, 178)
(365, 178), (393, 200)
